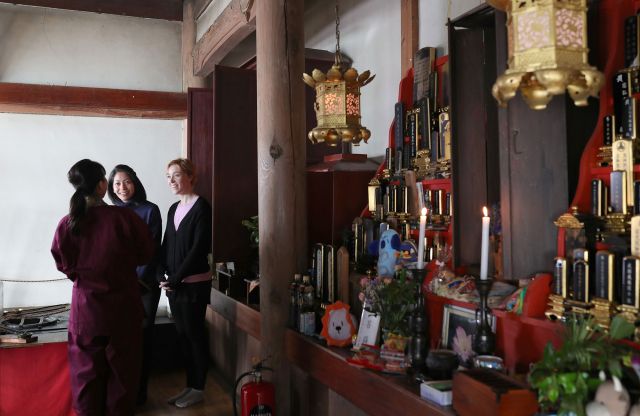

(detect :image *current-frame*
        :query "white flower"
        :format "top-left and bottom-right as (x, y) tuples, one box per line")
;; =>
(452, 326), (474, 363)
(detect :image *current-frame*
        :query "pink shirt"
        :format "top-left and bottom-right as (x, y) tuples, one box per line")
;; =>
(174, 196), (199, 230)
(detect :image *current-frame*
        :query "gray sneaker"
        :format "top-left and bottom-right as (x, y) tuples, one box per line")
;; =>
(175, 389), (204, 408)
(167, 388), (192, 405)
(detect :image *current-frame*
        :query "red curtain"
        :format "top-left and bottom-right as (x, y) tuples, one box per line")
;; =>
(0, 342), (74, 416)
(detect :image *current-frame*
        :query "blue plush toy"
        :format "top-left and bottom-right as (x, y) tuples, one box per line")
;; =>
(376, 229), (401, 277)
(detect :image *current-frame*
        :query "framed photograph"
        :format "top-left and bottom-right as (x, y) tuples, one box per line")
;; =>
(441, 304), (496, 351)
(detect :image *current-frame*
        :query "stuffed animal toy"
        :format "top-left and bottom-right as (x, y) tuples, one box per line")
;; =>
(377, 229), (401, 277)
(321, 301), (356, 347)
(586, 374), (630, 416)
(398, 240), (418, 265)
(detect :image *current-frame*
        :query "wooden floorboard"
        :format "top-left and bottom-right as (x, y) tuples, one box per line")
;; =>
(136, 369), (234, 416)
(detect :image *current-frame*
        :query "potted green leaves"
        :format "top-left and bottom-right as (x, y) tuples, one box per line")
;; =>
(528, 316), (634, 416)
(359, 269), (418, 337)
(241, 215), (259, 277)
(241, 215), (259, 248)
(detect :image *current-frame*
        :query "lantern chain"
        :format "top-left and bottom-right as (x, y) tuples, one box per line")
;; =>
(335, 1), (342, 66)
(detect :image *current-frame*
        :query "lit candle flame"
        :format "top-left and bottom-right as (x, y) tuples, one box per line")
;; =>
(483, 206), (488, 217)
(421, 207), (427, 216)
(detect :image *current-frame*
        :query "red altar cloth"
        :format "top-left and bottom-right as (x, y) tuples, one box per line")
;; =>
(0, 342), (74, 416)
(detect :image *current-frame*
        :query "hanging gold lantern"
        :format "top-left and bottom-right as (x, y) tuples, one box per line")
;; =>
(302, 3), (374, 146)
(488, 0), (603, 110)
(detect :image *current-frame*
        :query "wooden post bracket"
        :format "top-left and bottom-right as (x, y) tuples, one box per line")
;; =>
(193, 0), (257, 77)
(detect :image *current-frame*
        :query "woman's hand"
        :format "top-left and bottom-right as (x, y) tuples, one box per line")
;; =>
(159, 281), (173, 292)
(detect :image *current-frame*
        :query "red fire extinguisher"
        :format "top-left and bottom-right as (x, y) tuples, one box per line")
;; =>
(233, 358), (276, 416)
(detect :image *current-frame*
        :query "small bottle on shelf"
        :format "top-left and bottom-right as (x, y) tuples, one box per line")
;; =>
(298, 275), (316, 335)
(289, 273), (302, 329)
(297, 275), (307, 332)
(433, 232), (442, 259)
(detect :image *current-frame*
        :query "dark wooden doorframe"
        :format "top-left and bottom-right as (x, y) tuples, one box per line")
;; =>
(449, 6), (500, 270)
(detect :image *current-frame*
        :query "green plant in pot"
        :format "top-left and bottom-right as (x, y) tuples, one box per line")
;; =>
(359, 268), (417, 337)
(528, 315), (634, 416)
(241, 215), (259, 277)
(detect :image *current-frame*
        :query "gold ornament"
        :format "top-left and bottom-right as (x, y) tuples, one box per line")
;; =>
(489, 0), (603, 110)
(302, 2), (374, 146)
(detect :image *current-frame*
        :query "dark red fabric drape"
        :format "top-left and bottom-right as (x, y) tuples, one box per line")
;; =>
(0, 342), (74, 416)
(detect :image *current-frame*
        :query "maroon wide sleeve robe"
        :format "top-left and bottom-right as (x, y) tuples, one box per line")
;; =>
(51, 205), (154, 336)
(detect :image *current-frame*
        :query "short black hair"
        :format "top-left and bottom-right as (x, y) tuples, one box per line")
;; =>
(107, 164), (148, 204)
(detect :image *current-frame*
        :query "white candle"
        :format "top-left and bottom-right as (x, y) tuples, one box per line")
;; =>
(416, 182), (425, 211)
(480, 206), (490, 280)
(417, 207), (427, 269)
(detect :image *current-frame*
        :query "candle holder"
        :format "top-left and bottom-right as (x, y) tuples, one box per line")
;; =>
(408, 268), (429, 379)
(474, 277), (495, 355)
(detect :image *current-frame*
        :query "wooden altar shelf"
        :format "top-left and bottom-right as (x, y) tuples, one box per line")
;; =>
(208, 289), (452, 415)
(285, 330), (454, 416)
(209, 288), (261, 340)
(208, 287), (564, 411)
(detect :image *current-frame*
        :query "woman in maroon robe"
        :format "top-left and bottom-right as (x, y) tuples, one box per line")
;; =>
(51, 159), (153, 416)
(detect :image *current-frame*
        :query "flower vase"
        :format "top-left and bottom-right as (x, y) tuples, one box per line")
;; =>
(381, 329), (409, 351)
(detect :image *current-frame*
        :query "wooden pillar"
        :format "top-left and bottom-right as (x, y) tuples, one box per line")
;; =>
(256, 0), (306, 414)
(401, 0), (419, 76)
(182, 0), (208, 155)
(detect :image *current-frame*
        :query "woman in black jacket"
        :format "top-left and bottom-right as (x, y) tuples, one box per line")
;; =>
(159, 158), (212, 408)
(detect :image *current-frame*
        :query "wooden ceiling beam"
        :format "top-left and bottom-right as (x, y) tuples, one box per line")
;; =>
(193, 0), (214, 20)
(1, 0), (183, 21)
(193, 0), (256, 77)
(0, 83), (187, 119)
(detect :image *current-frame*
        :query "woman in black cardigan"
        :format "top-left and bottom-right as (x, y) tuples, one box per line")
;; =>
(159, 158), (212, 408)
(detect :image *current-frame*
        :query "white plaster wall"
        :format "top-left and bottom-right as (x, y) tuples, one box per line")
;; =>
(420, 0), (486, 55)
(420, 0), (450, 56)
(0, 5), (184, 310)
(0, 115), (183, 308)
(0, 4), (182, 92)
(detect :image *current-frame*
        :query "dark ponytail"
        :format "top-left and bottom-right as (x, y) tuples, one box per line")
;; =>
(67, 159), (106, 234)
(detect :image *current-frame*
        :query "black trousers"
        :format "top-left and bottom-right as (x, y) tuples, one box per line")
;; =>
(139, 286), (161, 399)
(169, 282), (210, 390)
